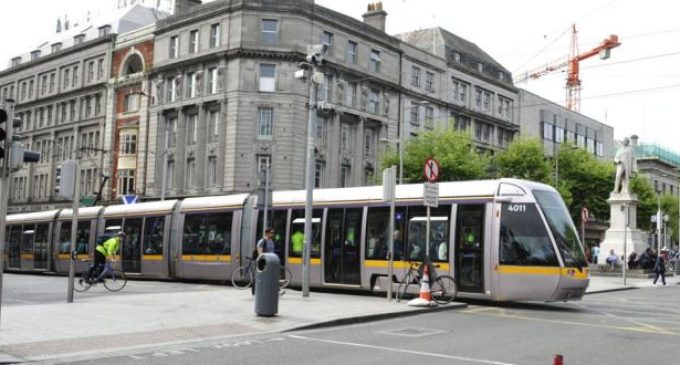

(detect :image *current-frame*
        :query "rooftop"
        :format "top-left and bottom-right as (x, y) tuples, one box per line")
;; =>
(635, 144), (680, 168)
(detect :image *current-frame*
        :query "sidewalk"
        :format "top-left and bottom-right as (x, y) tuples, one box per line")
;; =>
(587, 272), (680, 293)
(0, 282), (465, 364)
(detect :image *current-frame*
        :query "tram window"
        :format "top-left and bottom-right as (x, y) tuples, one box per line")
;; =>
(289, 209), (322, 258)
(124, 217), (143, 252)
(500, 203), (558, 266)
(533, 190), (588, 267)
(182, 212), (232, 255)
(143, 217), (165, 255)
(406, 206), (450, 262)
(21, 225), (35, 253)
(256, 209), (287, 260)
(365, 206), (407, 260)
(59, 222), (91, 254)
(35, 224), (49, 260)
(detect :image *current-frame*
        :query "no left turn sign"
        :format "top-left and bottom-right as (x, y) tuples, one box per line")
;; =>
(423, 158), (440, 183)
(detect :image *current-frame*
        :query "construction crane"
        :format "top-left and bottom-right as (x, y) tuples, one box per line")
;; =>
(515, 24), (621, 112)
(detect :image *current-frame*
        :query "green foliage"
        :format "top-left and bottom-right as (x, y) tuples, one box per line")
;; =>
(381, 128), (490, 183)
(659, 194), (679, 246)
(630, 176), (657, 231)
(495, 138), (551, 184)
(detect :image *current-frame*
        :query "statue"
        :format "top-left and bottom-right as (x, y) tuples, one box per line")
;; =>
(613, 137), (637, 194)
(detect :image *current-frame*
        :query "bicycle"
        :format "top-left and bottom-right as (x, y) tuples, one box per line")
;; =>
(74, 261), (127, 292)
(231, 256), (292, 290)
(396, 261), (456, 304)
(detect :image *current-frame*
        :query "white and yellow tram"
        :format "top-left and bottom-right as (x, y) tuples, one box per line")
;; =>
(2, 179), (589, 302)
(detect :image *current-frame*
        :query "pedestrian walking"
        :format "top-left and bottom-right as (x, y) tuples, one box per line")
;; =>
(252, 228), (276, 295)
(652, 248), (668, 286)
(592, 244), (600, 264)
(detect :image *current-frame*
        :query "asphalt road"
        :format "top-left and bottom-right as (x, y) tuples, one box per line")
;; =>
(68, 283), (680, 365)
(0, 273), (224, 306)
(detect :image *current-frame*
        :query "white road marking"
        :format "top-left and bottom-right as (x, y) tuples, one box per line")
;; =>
(288, 334), (517, 365)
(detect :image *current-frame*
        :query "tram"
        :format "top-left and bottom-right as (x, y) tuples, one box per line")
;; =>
(2, 178), (589, 302)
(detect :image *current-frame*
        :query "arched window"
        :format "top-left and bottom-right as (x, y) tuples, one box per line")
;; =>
(122, 54), (144, 76)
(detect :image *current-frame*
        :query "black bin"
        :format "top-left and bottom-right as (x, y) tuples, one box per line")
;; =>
(255, 253), (280, 316)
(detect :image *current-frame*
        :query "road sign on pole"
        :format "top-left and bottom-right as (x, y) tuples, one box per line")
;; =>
(423, 158), (440, 183)
(423, 182), (439, 208)
(122, 195), (138, 205)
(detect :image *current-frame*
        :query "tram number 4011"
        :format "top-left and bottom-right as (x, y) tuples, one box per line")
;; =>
(507, 204), (527, 213)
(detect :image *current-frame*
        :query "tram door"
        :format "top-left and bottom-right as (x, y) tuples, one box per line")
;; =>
(324, 208), (362, 285)
(8, 226), (21, 269)
(455, 204), (485, 293)
(34, 224), (50, 270)
(122, 218), (143, 273)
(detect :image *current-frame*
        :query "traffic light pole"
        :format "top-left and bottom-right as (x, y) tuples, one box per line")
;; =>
(67, 160), (80, 303)
(0, 99), (16, 327)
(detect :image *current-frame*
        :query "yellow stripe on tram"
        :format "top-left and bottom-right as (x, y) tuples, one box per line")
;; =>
(287, 257), (321, 265)
(142, 254), (164, 261)
(20, 254), (33, 260)
(364, 260), (450, 271)
(57, 253), (90, 260)
(498, 265), (589, 280)
(181, 255), (231, 262)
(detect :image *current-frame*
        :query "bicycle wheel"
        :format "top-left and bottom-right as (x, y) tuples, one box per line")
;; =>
(104, 270), (127, 292)
(396, 275), (412, 302)
(231, 265), (253, 289)
(279, 266), (292, 289)
(74, 272), (92, 292)
(431, 275), (456, 304)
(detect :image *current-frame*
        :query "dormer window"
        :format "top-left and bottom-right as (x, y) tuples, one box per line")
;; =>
(30, 50), (41, 61)
(477, 63), (484, 72)
(453, 52), (461, 62)
(99, 25), (111, 37)
(74, 34), (86, 45)
(52, 43), (62, 53)
(11, 57), (21, 67)
(498, 72), (505, 81)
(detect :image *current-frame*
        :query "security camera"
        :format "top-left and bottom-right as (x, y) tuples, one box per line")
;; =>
(306, 44), (328, 65)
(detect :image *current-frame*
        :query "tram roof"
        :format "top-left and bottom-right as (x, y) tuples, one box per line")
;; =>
(7, 210), (61, 223)
(272, 180), (503, 206)
(58, 207), (104, 220)
(102, 200), (179, 217)
(180, 194), (250, 212)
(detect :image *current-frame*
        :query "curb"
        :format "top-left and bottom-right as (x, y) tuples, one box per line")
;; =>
(285, 301), (468, 332)
(0, 352), (23, 364)
(585, 286), (639, 295)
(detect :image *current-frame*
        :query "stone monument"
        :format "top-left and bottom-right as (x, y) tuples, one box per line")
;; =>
(598, 137), (647, 266)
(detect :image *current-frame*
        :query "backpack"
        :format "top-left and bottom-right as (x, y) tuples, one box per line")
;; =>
(96, 234), (112, 246)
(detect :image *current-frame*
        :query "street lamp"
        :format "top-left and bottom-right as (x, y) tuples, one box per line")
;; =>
(656, 190), (662, 253)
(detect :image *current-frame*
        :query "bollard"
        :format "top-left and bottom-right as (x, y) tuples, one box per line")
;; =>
(553, 354), (563, 365)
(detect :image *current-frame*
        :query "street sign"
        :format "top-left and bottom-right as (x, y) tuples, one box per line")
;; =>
(122, 195), (138, 205)
(423, 158), (440, 183)
(423, 182), (439, 208)
(581, 207), (589, 223)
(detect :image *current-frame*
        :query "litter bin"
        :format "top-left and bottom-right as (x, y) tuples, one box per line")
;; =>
(255, 253), (280, 316)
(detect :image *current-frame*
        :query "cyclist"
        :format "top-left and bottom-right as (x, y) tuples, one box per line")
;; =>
(87, 231), (125, 283)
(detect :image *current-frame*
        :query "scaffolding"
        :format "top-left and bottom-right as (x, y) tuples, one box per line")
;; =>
(635, 144), (680, 168)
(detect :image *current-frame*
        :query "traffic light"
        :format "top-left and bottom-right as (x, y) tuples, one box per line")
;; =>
(0, 106), (7, 159)
(9, 140), (40, 169)
(54, 165), (62, 196)
(55, 161), (76, 200)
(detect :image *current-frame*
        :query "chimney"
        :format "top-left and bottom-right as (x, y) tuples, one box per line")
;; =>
(362, 2), (387, 32)
(630, 134), (639, 146)
(174, 0), (202, 15)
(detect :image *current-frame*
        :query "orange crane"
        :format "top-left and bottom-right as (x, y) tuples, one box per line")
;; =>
(515, 24), (621, 112)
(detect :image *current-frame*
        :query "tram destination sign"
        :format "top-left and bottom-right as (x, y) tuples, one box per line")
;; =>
(423, 182), (439, 208)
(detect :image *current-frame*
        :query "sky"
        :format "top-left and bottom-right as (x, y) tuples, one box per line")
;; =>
(1, 0), (679, 150)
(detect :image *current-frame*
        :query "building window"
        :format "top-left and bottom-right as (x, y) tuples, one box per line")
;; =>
(341, 124), (352, 152)
(452, 79), (468, 104)
(346, 40), (357, 64)
(208, 110), (219, 143)
(69, 101), (76, 121)
(315, 161), (325, 188)
(124, 93), (139, 112)
(41, 75), (47, 95)
(167, 77), (177, 102)
(169, 36), (178, 58)
(370, 50), (381, 73)
(475, 122), (492, 143)
(261, 19), (279, 44)
(120, 134), (137, 155)
(498, 96), (512, 119)
(364, 129), (374, 157)
(63, 69), (70, 89)
(97, 59), (104, 80)
(87, 61), (94, 82)
(586, 138), (595, 154)
(95, 94), (102, 115)
(189, 30), (199, 54)
(207, 156), (217, 187)
(410, 102), (420, 125)
(425, 72), (434, 91)
(424, 106), (434, 129)
(596, 141), (604, 157)
(186, 158), (196, 188)
(210, 23), (220, 48)
(72, 66), (78, 87)
(542, 122), (554, 141)
(576, 134), (585, 147)
(166, 160), (175, 189)
(411, 66), (421, 86)
(167, 116), (177, 147)
(477, 62), (484, 72)
(475, 88), (492, 112)
(340, 165), (350, 188)
(187, 114), (198, 145)
(208, 68), (218, 94)
(316, 74), (333, 102)
(257, 107), (273, 138)
(554, 126), (565, 143)
(28, 80), (34, 98)
(315, 116), (325, 148)
(345, 82), (357, 107)
(453, 114), (470, 131)
(259, 64), (276, 92)
(117, 169), (135, 195)
(47, 106), (53, 125)
(49, 74), (55, 93)
(368, 88), (380, 114)
(321, 31), (333, 56)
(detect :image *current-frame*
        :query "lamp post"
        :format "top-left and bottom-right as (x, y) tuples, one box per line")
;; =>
(656, 191), (662, 253)
(621, 203), (629, 286)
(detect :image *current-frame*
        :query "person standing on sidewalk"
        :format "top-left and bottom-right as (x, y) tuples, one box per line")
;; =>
(652, 248), (668, 286)
(252, 228), (275, 295)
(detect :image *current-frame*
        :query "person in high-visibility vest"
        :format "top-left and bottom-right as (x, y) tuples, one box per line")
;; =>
(87, 231), (125, 282)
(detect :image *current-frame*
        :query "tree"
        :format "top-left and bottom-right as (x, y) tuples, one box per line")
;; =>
(630, 176), (657, 232)
(381, 128), (490, 183)
(494, 138), (551, 184)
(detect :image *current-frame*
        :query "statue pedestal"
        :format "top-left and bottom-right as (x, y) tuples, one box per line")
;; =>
(597, 192), (648, 265)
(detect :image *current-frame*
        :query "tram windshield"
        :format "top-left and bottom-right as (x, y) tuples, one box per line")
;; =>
(533, 190), (588, 268)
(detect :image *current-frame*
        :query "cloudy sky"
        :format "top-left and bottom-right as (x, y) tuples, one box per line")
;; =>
(2, 0), (678, 150)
